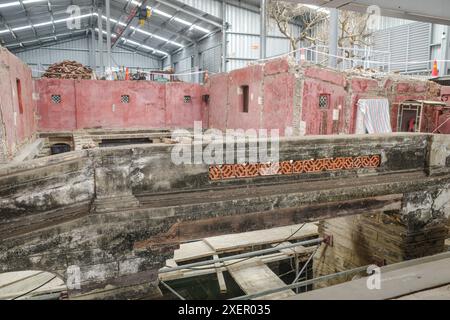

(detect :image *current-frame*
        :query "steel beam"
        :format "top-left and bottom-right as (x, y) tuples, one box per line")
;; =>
(112, 0), (147, 49)
(328, 8), (338, 68)
(97, 7), (104, 75)
(106, 0), (112, 71)
(221, 0), (227, 72)
(153, 0), (222, 28)
(260, 0), (266, 60)
(440, 26), (450, 76)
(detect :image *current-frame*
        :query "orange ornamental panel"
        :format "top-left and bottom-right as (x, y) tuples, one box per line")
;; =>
(208, 155), (381, 181)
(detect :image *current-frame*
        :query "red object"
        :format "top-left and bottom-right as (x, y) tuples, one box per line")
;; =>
(432, 59), (439, 77)
(408, 118), (415, 132)
(125, 68), (130, 80)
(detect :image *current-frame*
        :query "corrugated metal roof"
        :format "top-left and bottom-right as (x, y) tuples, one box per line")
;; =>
(0, 0), (223, 58)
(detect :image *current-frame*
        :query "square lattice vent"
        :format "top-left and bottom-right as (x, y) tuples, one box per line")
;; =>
(51, 94), (61, 104)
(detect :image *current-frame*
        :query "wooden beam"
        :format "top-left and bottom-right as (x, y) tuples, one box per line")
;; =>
(213, 254), (227, 294)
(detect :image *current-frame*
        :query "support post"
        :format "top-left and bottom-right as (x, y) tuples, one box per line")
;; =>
(193, 43), (200, 83)
(97, 8), (104, 76)
(329, 8), (339, 68)
(90, 29), (96, 70)
(260, 0), (266, 60)
(440, 26), (450, 76)
(105, 0), (112, 73)
(221, 0), (227, 73)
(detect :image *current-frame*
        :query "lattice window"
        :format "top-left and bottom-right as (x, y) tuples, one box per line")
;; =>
(184, 95), (191, 103)
(51, 94), (61, 104)
(121, 95), (130, 104)
(319, 94), (329, 109)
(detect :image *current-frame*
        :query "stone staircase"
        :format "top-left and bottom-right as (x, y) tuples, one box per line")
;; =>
(73, 132), (97, 151)
(36, 139), (51, 158)
(91, 195), (140, 213)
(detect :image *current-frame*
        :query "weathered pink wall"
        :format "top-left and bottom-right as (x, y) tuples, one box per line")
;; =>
(35, 57), (445, 136)
(165, 82), (207, 128)
(36, 79), (77, 131)
(301, 66), (347, 135)
(207, 58), (294, 135)
(208, 73), (228, 131)
(388, 81), (439, 132)
(262, 60), (295, 135)
(36, 79), (206, 131)
(0, 48), (37, 161)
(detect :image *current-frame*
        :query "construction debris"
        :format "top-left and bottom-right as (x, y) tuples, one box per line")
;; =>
(42, 60), (93, 80)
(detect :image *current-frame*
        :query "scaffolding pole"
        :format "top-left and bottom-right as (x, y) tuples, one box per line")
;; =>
(159, 238), (324, 274)
(230, 265), (369, 300)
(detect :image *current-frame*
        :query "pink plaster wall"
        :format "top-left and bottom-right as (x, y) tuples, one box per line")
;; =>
(165, 82), (206, 128)
(207, 58), (295, 135)
(226, 65), (263, 131)
(0, 48), (37, 161)
(35, 56), (445, 137)
(36, 79), (77, 131)
(36, 79), (206, 131)
(302, 77), (346, 135)
(207, 73), (228, 131)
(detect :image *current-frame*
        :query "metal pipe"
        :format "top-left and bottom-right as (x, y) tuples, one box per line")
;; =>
(291, 245), (319, 284)
(230, 265), (369, 300)
(260, 0), (266, 60)
(159, 238), (324, 274)
(105, 0), (112, 72)
(220, 0), (228, 72)
(160, 280), (186, 300)
(97, 7), (104, 76)
(328, 8), (338, 68)
(221, 0), (227, 72)
(90, 28), (96, 69)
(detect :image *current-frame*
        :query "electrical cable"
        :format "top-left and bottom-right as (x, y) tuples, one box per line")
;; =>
(11, 275), (58, 300)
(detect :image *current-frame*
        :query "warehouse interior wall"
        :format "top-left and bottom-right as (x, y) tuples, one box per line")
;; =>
(15, 36), (163, 78)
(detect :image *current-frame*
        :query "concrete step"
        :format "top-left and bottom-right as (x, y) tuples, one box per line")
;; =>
(92, 195), (140, 213)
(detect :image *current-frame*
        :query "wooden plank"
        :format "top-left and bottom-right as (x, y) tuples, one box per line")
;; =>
(205, 223), (318, 253)
(173, 240), (216, 263)
(213, 254), (227, 294)
(227, 258), (295, 300)
(165, 259), (177, 268)
(0, 272), (65, 300)
(288, 255), (450, 300)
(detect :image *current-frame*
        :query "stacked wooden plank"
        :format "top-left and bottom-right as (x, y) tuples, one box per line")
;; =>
(313, 212), (447, 289)
(159, 223), (319, 297)
(42, 60), (93, 79)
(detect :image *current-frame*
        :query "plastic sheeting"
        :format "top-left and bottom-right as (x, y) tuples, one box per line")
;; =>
(355, 99), (392, 134)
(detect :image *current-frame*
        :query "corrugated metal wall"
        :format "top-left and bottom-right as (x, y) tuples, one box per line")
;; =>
(17, 1), (441, 78)
(16, 36), (162, 77)
(175, 0), (301, 72)
(372, 22), (432, 73)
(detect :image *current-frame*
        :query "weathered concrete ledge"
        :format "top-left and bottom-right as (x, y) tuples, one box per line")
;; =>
(0, 133), (449, 299)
